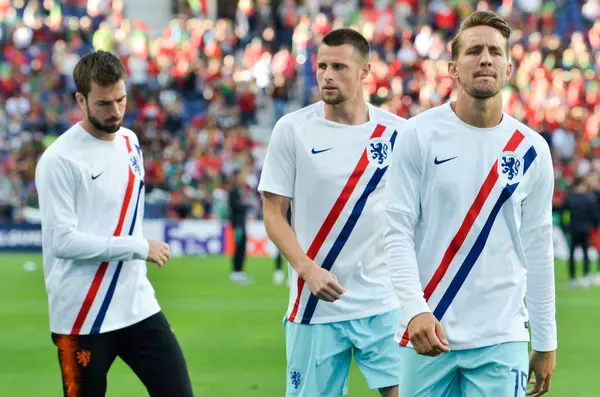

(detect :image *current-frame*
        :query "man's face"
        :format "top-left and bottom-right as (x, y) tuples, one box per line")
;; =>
(449, 25), (512, 100)
(316, 44), (369, 105)
(81, 80), (127, 133)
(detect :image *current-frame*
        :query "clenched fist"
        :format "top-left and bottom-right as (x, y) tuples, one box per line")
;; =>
(299, 262), (346, 302)
(146, 240), (171, 267)
(407, 312), (451, 357)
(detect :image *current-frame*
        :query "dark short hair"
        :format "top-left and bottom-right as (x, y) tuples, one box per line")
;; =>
(73, 50), (127, 98)
(320, 28), (371, 61)
(451, 10), (511, 61)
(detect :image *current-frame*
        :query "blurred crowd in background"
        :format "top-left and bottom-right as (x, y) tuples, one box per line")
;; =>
(0, 0), (599, 224)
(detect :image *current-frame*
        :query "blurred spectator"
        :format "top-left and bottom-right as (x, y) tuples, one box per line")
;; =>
(1, 0), (598, 226)
(228, 167), (252, 284)
(562, 177), (598, 288)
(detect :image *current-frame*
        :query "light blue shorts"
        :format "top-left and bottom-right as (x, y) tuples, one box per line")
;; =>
(399, 342), (529, 397)
(284, 309), (401, 397)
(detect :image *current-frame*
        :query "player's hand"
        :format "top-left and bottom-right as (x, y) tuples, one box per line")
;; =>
(146, 240), (171, 268)
(407, 312), (451, 357)
(527, 350), (556, 396)
(299, 261), (346, 302)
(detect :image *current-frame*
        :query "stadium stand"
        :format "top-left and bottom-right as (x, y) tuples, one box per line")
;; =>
(0, 0), (598, 226)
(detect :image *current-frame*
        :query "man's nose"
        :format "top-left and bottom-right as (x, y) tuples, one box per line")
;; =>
(479, 49), (493, 66)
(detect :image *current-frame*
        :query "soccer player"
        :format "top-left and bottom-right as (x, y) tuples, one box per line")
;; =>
(274, 250), (286, 285)
(384, 10), (556, 397)
(35, 51), (193, 397)
(562, 176), (595, 288)
(258, 28), (404, 397)
(229, 167), (252, 284)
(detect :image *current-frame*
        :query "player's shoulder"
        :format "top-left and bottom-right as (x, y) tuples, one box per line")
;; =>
(397, 104), (451, 143)
(369, 105), (406, 140)
(274, 101), (324, 134)
(118, 127), (142, 149)
(119, 126), (140, 141)
(503, 114), (551, 154)
(408, 103), (452, 127)
(36, 125), (86, 178)
(40, 124), (85, 160)
(369, 104), (406, 126)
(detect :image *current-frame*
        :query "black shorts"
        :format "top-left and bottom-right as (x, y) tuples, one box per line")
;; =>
(52, 312), (193, 397)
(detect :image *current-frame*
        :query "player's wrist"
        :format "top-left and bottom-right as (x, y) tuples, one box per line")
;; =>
(402, 298), (432, 327)
(532, 349), (556, 354)
(296, 258), (318, 279)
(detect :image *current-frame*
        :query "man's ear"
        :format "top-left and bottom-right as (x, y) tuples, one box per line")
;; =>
(506, 60), (513, 81)
(448, 61), (459, 80)
(75, 92), (86, 111)
(361, 62), (371, 81)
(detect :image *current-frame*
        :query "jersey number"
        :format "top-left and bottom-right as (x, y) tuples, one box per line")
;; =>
(511, 368), (528, 397)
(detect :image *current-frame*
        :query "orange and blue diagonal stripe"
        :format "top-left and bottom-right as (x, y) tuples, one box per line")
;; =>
(288, 124), (397, 324)
(400, 130), (539, 346)
(71, 135), (143, 335)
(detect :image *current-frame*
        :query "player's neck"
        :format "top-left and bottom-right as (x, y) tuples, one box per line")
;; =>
(452, 92), (503, 129)
(324, 99), (369, 125)
(79, 119), (116, 142)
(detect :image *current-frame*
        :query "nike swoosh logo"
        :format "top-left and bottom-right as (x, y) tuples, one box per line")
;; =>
(311, 148), (332, 154)
(91, 172), (104, 180)
(434, 156), (458, 165)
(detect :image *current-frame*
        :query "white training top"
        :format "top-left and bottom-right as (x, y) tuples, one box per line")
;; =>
(384, 102), (557, 352)
(258, 101), (404, 324)
(35, 124), (160, 335)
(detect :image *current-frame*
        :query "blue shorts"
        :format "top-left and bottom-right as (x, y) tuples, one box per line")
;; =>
(284, 309), (401, 397)
(399, 342), (529, 397)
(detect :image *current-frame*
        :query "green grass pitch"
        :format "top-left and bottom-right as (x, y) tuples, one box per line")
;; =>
(0, 253), (598, 396)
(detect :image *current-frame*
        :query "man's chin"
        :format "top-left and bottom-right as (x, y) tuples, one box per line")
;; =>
(101, 124), (121, 133)
(322, 95), (344, 105)
(468, 88), (499, 100)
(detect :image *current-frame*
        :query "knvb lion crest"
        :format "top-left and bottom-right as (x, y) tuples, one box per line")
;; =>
(290, 370), (301, 390)
(76, 350), (91, 367)
(368, 138), (390, 167)
(499, 152), (523, 183)
(130, 152), (142, 177)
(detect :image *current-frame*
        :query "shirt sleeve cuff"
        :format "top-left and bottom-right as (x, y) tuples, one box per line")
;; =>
(531, 339), (557, 352)
(401, 298), (432, 326)
(132, 238), (149, 260)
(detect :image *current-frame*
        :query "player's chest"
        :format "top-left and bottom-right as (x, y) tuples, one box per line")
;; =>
(295, 130), (394, 191)
(422, 137), (531, 204)
(79, 147), (145, 209)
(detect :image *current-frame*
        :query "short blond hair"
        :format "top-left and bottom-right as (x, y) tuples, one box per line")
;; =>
(451, 11), (511, 61)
